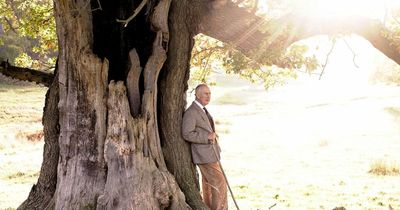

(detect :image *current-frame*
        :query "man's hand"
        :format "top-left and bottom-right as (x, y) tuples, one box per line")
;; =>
(208, 132), (216, 144)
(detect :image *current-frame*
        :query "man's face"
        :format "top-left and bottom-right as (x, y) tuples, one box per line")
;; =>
(196, 86), (211, 106)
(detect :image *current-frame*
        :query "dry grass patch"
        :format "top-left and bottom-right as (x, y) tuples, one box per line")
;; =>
(0, 84), (46, 125)
(385, 107), (400, 121)
(16, 129), (44, 142)
(214, 92), (247, 105)
(215, 119), (232, 126)
(215, 119), (231, 134)
(318, 139), (329, 147)
(6, 171), (40, 184)
(217, 127), (230, 134)
(369, 159), (400, 176)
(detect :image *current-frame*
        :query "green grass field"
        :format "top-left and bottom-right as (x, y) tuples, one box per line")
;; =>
(1, 74), (400, 210)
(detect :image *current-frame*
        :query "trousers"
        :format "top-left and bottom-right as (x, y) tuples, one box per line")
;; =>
(198, 162), (228, 210)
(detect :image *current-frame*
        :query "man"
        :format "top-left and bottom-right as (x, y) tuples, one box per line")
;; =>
(182, 84), (227, 210)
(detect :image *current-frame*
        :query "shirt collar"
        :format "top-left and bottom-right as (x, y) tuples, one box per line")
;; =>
(194, 100), (205, 112)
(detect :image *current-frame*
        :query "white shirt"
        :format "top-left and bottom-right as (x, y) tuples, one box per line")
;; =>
(194, 100), (206, 112)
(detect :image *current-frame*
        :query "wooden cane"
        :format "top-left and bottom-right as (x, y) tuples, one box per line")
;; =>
(211, 139), (240, 210)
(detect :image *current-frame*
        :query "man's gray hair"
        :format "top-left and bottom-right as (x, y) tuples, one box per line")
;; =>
(195, 84), (208, 95)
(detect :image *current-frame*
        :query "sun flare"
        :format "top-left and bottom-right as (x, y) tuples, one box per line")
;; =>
(259, 0), (400, 20)
(299, 0), (385, 19)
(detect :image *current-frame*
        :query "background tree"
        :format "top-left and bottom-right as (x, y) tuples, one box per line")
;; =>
(0, 0), (57, 69)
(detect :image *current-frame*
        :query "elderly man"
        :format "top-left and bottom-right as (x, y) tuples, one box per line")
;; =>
(182, 84), (227, 210)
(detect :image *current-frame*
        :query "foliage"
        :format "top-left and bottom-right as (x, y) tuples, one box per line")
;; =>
(190, 32), (318, 90)
(369, 53), (400, 85)
(0, 32), (30, 63)
(190, 0), (320, 89)
(0, 0), (57, 70)
(370, 64), (400, 85)
(384, 7), (400, 57)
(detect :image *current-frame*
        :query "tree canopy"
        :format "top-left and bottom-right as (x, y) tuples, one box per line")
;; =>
(3, 0), (399, 87)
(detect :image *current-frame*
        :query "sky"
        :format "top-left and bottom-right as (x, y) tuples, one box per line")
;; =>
(259, 0), (400, 20)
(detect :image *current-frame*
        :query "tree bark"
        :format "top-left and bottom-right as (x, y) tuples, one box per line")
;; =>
(158, 1), (209, 209)
(51, 0), (190, 209)
(17, 69), (59, 210)
(53, 0), (108, 207)
(0, 61), (53, 86)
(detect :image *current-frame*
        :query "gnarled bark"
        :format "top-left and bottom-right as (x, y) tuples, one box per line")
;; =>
(158, 1), (210, 209)
(52, 0), (189, 209)
(126, 49), (142, 118)
(97, 80), (186, 209)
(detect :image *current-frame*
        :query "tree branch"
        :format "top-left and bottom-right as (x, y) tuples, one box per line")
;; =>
(3, 17), (19, 33)
(319, 39), (336, 80)
(116, 0), (148, 27)
(280, 15), (400, 65)
(0, 61), (54, 86)
(200, 4), (400, 66)
(342, 37), (359, 68)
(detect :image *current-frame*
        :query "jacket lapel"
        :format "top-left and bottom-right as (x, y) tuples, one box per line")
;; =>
(191, 102), (213, 132)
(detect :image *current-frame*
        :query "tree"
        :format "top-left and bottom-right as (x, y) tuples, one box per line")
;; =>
(8, 0), (400, 209)
(0, 0), (57, 69)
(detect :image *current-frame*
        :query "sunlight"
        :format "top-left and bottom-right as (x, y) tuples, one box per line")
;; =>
(299, 0), (384, 19)
(259, 0), (400, 20)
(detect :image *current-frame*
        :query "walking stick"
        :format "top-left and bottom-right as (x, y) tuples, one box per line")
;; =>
(212, 139), (240, 210)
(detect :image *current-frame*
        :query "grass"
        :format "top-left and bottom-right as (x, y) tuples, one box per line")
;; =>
(213, 92), (247, 105)
(0, 79), (46, 209)
(318, 139), (329, 147)
(385, 107), (400, 121)
(6, 171), (40, 184)
(2, 73), (400, 209)
(16, 130), (44, 142)
(369, 159), (400, 176)
(215, 119), (232, 126)
(0, 84), (46, 125)
(215, 119), (232, 134)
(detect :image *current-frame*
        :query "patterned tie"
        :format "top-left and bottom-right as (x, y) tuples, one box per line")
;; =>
(203, 107), (215, 132)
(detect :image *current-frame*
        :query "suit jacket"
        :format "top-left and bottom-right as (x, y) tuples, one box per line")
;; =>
(182, 102), (221, 164)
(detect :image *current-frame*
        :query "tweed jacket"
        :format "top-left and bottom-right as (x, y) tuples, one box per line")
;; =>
(182, 102), (221, 164)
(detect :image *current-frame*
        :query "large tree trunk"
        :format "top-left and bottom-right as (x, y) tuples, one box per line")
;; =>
(158, 1), (209, 209)
(49, 0), (193, 209)
(17, 0), (208, 209)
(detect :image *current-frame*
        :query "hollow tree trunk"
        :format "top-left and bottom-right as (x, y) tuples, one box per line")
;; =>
(50, 0), (197, 209)
(17, 0), (211, 208)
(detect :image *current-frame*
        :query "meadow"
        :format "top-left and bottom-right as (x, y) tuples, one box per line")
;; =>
(0, 75), (47, 209)
(1, 73), (400, 210)
(209, 75), (400, 210)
